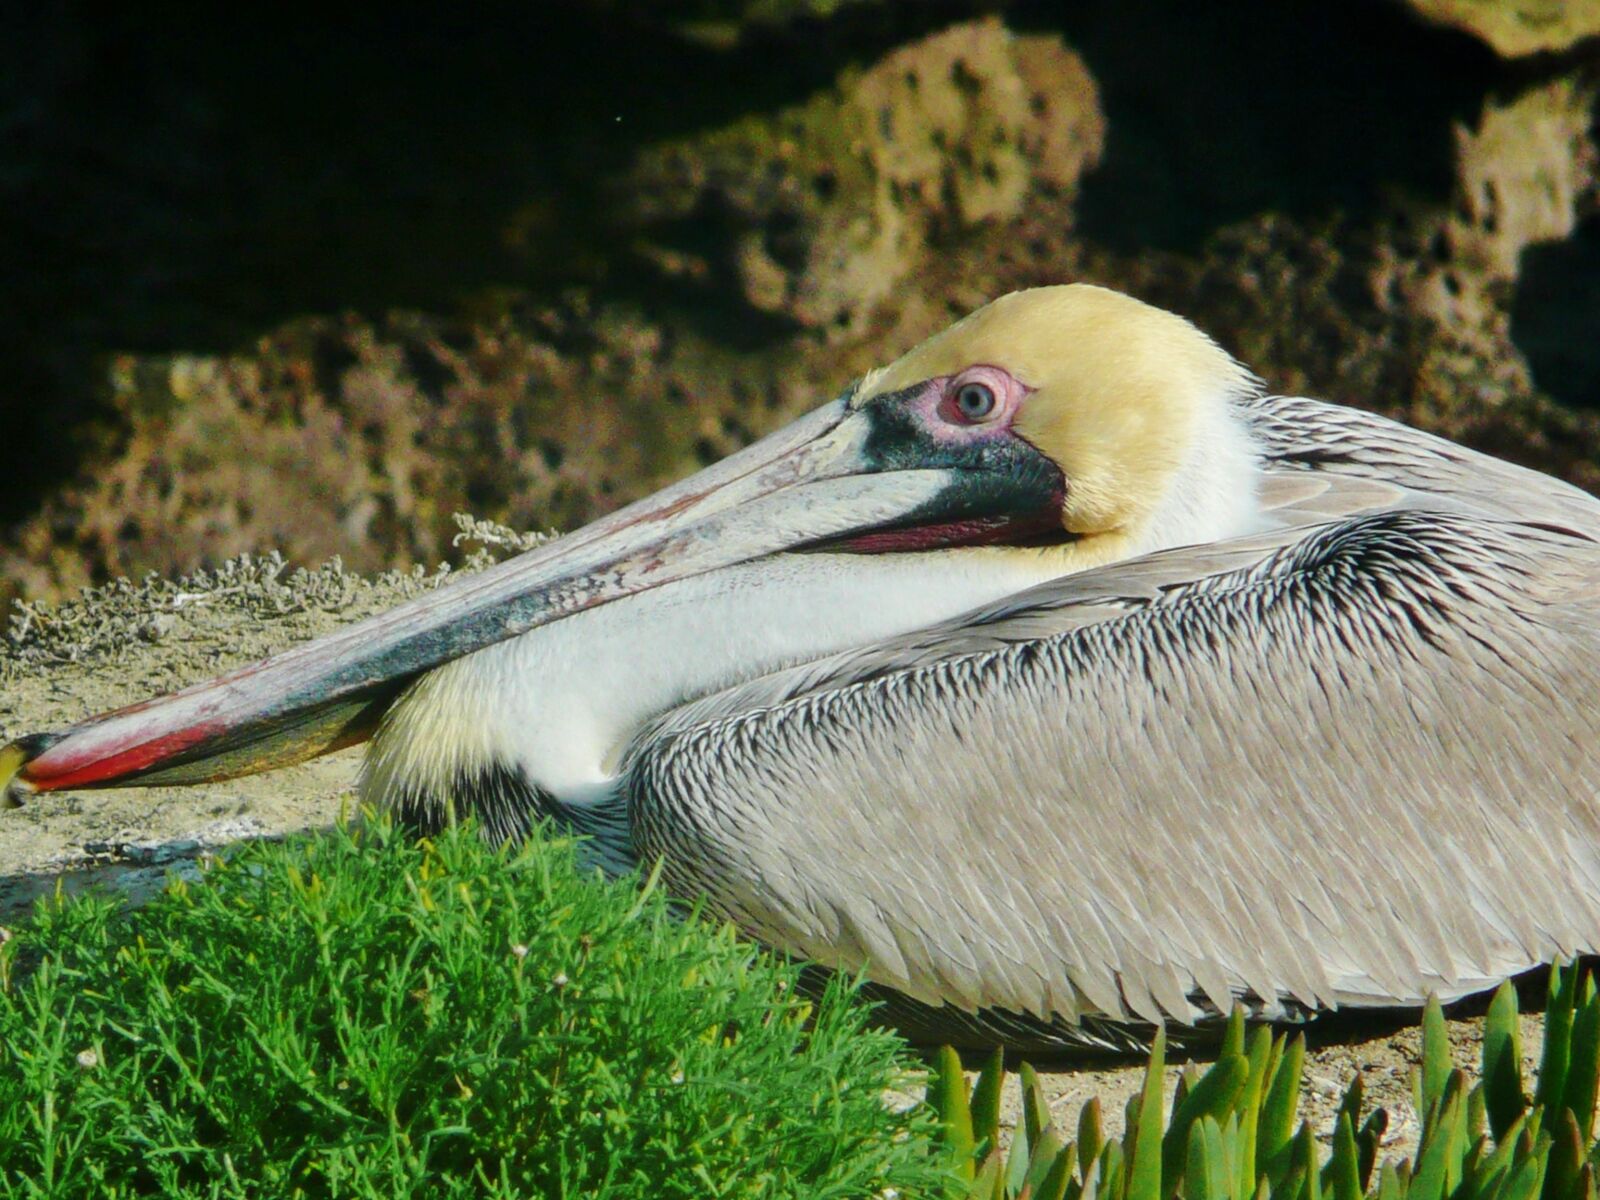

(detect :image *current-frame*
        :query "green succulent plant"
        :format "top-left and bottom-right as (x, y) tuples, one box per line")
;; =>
(927, 964), (1600, 1200)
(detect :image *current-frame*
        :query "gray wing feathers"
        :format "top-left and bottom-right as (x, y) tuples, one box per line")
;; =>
(628, 509), (1600, 1029)
(1245, 394), (1600, 532)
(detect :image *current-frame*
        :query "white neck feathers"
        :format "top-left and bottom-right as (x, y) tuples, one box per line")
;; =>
(1131, 391), (1264, 556)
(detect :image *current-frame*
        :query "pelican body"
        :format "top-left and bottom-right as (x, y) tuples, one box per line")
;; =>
(6, 285), (1600, 1053)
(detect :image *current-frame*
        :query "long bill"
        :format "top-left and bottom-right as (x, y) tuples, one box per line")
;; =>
(1, 396), (1017, 803)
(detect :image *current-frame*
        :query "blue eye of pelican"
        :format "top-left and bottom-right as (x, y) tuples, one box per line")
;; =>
(955, 381), (996, 421)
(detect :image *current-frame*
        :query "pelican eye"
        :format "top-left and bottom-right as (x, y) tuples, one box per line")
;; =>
(954, 381), (997, 421)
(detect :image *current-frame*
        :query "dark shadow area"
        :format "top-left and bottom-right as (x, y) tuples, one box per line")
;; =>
(1512, 214), (1600, 407)
(1020, 0), (1499, 252)
(0, 0), (980, 525)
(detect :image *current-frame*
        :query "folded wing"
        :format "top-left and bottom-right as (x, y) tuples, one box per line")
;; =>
(626, 498), (1600, 1038)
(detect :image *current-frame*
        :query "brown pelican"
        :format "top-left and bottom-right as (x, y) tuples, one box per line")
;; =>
(5, 284), (1600, 1052)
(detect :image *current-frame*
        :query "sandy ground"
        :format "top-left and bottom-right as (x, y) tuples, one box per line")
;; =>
(0, 552), (447, 913)
(0, 546), (1554, 1160)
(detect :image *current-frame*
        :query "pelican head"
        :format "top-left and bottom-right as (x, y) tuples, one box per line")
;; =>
(863, 286), (1260, 548)
(3, 285), (1262, 814)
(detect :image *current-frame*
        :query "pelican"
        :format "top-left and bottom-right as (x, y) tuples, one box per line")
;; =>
(5, 284), (1600, 1053)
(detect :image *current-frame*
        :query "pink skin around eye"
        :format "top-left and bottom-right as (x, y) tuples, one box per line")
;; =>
(829, 365), (1051, 554)
(916, 365), (1032, 443)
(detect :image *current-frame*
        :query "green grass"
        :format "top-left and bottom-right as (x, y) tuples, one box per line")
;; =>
(0, 818), (949, 1199)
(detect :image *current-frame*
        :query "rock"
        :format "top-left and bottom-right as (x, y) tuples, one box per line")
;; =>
(1387, 77), (1597, 354)
(624, 17), (1104, 328)
(1404, 0), (1600, 57)
(0, 297), (842, 602)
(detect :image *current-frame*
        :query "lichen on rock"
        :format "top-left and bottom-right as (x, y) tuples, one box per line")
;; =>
(624, 17), (1104, 329)
(1405, 0), (1600, 57)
